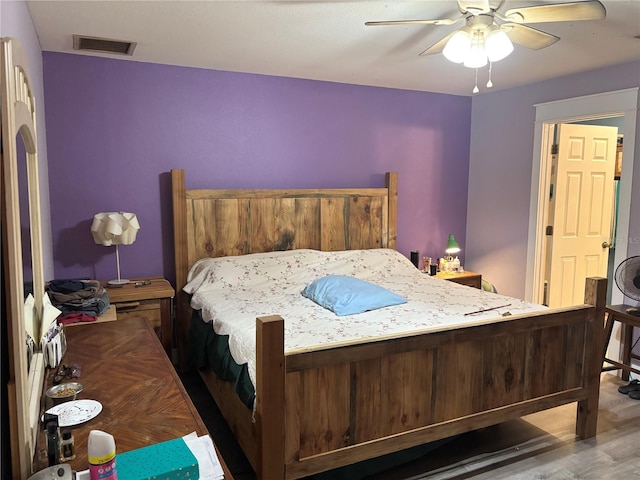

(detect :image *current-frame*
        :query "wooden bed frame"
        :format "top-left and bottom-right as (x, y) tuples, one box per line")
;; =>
(171, 169), (607, 480)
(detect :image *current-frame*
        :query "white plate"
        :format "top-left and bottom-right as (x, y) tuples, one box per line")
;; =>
(44, 399), (102, 427)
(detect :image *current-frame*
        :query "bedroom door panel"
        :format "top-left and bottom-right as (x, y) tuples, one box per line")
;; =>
(547, 123), (616, 307)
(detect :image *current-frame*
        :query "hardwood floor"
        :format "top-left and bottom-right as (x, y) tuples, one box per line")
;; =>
(179, 369), (256, 480)
(180, 371), (640, 480)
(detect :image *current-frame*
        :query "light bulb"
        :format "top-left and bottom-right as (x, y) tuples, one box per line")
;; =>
(485, 25), (514, 62)
(463, 30), (487, 68)
(443, 29), (472, 64)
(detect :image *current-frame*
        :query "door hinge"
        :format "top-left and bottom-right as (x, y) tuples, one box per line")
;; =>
(551, 144), (558, 155)
(546, 225), (553, 236)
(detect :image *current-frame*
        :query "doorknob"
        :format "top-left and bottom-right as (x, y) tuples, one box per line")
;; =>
(602, 241), (613, 249)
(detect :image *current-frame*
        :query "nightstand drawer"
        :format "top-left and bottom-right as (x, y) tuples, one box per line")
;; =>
(450, 276), (482, 289)
(103, 277), (175, 356)
(435, 271), (482, 289)
(115, 299), (162, 332)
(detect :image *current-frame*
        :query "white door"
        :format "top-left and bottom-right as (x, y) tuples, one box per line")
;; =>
(547, 123), (618, 308)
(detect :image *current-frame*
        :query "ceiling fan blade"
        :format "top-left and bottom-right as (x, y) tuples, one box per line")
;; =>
(418, 31), (457, 56)
(504, 1), (606, 24)
(502, 23), (560, 50)
(365, 15), (465, 27)
(457, 0), (492, 15)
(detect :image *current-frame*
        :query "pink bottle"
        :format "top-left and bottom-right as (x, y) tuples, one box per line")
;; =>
(88, 430), (117, 480)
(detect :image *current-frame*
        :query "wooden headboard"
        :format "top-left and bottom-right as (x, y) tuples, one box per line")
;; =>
(170, 169), (398, 364)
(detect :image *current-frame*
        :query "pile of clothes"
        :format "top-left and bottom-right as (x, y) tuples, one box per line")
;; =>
(46, 279), (111, 325)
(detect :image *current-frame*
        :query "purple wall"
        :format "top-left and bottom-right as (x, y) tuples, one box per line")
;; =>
(43, 53), (472, 284)
(466, 61), (640, 298)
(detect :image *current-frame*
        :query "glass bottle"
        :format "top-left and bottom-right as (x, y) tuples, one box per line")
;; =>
(60, 430), (76, 461)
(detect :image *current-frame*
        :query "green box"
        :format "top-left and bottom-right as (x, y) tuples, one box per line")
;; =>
(117, 437), (199, 480)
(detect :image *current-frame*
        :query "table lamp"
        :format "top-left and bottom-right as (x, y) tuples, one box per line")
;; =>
(91, 212), (140, 285)
(445, 234), (461, 261)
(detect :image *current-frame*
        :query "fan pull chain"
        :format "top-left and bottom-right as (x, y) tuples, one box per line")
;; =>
(487, 61), (493, 88)
(473, 68), (479, 94)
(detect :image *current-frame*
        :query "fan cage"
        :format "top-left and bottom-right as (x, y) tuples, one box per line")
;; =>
(614, 256), (640, 301)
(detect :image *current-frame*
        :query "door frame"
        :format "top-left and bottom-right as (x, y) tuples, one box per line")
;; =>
(526, 88), (638, 305)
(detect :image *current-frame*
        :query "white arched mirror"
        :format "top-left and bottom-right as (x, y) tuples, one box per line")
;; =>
(2, 37), (46, 478)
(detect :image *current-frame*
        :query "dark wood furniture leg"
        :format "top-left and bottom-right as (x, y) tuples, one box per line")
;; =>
(602, 310), (615, 364)
(622, 323), (635, 381)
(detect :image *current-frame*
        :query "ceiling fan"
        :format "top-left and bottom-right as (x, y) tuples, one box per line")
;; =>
(365, 0), (606, 92)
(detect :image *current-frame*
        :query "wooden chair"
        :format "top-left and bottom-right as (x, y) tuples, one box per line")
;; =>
(602, 304), (640, 381)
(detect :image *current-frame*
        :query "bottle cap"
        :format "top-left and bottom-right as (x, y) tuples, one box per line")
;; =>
(88, 430), (116, 465)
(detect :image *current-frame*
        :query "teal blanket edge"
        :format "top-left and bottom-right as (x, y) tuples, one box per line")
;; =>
(188, 310), (255, 409)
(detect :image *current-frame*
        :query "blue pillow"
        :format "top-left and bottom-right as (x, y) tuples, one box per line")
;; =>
(302, 275), (407, 316)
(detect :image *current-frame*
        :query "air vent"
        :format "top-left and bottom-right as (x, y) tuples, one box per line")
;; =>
(73, 35), (136, 56)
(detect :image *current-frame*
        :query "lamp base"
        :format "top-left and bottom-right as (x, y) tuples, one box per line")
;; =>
(108, 278), (130, 286)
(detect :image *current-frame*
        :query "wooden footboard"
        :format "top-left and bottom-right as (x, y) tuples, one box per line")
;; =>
(245, 277), (606, 479)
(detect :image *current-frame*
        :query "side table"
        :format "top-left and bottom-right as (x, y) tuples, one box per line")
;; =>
(602, 304), (640, 380)
(435, 270), (482, 289)
(103, 276), (175, 357)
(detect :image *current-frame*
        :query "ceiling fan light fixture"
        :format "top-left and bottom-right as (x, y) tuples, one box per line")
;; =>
(366, 0), (609, 92)
(485, 25), (514, 62)
(442, 29), (472, 63)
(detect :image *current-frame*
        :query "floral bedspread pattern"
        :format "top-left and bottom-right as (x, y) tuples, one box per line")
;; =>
(184, 249), (546, 389)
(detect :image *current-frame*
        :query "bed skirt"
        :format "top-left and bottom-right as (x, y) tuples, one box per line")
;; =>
(188, 310), (255, 410)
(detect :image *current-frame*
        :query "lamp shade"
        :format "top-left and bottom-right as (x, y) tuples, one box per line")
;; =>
(445, 234), (461, 255)
(91, 212), (140, 246)
(442, 29), (472, 64)
(485, 25), (514, 62)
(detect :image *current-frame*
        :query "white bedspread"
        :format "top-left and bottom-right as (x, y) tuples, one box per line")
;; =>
(184, 248), (546, 388)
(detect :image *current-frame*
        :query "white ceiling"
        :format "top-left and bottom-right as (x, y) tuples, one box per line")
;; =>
(26, 0), (640, 96)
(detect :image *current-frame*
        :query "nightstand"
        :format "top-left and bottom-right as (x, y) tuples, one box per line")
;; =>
(103, 276), (175, 356)
(435, 270), (482, 289)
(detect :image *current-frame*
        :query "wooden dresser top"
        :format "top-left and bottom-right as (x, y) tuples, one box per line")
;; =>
(36, 317), (233, 478)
